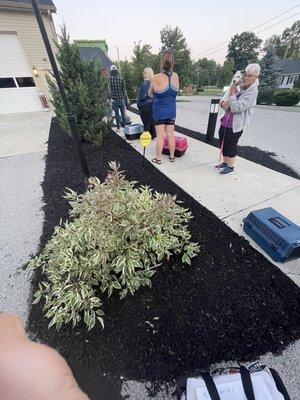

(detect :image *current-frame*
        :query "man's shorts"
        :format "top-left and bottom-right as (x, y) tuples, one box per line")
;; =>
(219, 125), (243, 157)
(154, 118), (175, 126)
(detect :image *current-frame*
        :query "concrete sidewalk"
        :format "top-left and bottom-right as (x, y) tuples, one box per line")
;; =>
(175, 96), (300, 175)
(122, 110), (300, 287)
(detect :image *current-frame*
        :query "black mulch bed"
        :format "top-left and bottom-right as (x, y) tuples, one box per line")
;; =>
(128, 105), (300, 180)
(28, 119), (300, 384)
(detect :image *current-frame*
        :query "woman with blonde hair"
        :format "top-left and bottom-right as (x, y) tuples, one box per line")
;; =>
(148, 50), (179, 164)
(137, 67), (156, 138)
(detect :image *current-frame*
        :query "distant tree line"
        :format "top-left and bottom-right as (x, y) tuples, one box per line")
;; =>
(117, 21), (300, 98)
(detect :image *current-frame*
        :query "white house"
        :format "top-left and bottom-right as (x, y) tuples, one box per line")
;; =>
(276, 59), (300, 89)
(0, 0), (57, 114)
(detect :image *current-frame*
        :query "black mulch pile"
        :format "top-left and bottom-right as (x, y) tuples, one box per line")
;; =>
(28, 119), (300, 383)
(128, 105), (300, 180)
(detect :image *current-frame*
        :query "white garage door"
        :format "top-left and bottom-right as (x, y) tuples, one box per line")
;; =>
(0, 32), (43, 114)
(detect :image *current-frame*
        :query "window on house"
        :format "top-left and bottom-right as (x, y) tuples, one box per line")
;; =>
(288, 76), (294, 84)
(281, 76), (285, 85)
(16, 77), (36, 87)
(0, 78), (17, 88)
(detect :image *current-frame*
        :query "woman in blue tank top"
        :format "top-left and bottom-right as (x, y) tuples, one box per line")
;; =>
(148, 50), (179, 164)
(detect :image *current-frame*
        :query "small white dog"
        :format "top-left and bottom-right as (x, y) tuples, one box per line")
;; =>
(222, 70), (244, 101)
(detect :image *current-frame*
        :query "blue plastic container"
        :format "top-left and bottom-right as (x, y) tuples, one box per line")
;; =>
(243, 207), (300, 262)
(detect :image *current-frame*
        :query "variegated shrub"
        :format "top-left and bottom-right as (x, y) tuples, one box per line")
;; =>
(28, 162), (199, 330)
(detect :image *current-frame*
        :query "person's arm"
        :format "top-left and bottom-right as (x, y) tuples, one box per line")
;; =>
(122, 79), (128, 104)
(137, 82), (147, 106)
(228, 87), (258, 113)
(220, 88), (231, 110)
(220, 94), (227, 108)
(148, 78), (155, 98)
(173, 72), (180, 90)
(0, 313), (88, 400)
(108, 77), (112, 99)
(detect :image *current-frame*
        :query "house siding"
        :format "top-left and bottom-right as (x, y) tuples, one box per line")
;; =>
(278, 73), (300, 89)
(0, 7), (57, 105)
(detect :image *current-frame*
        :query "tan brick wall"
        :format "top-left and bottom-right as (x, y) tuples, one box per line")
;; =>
(0, 7), (57, 106)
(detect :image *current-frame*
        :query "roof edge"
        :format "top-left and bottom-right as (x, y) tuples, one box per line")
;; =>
(0, 1), (56, 12)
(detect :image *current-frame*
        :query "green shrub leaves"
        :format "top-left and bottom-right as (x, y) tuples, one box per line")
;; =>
(28, 162), (199, 330)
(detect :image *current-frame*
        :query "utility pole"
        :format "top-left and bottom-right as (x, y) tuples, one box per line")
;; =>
(116, 46), (120, 71)
(30, 0), (90, 179)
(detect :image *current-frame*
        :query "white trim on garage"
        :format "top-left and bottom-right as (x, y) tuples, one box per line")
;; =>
(0, 31), (43, 114)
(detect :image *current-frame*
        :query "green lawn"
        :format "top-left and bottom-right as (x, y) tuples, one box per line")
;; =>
(180, 87), (223, 97)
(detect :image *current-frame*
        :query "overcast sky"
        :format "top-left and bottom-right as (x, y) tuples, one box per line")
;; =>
(52, 0), (300, 65)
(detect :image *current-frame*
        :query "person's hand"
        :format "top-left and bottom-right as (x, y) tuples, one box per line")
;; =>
(229, 85), (238, 95)
(221, 100), (230, 110)
(0, 312), (88, 400)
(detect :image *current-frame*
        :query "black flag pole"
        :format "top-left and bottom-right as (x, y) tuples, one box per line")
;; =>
(30, 0), (90, 178)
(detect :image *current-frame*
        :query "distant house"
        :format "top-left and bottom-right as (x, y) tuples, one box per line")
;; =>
(0, 0), (57, 114)
(276, 59), (300, 89)
(75, 39), (113, 73)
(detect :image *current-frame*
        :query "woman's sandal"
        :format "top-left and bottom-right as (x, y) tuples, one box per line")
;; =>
(169, 157), (175, 162)
(152, 158), (162, 165)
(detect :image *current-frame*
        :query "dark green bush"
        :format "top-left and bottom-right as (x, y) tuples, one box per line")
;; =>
(257, 87), (275, 105)
(48, 25), (109, 145)
(198, 87), (204, 92)
(293, 79), (300, 89)
(273, 89), (299, 106)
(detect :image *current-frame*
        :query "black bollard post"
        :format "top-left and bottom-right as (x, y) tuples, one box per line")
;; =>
(30, 0), (90, 179)
(206, 98), (220, 143)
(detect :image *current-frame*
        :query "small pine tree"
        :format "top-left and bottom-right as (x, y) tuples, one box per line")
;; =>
(48, 25), (109, 145)
(259, 47), (279, 89)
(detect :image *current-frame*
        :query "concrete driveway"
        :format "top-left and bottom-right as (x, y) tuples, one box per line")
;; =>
(0, 111), (51, 321)
(176, 96), (300, 175)
(0, 111), (51, 158)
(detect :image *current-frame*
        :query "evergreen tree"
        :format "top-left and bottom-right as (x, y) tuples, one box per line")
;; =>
(119, 59), (136, 100)
(227, 31), (262, 70)
(48, 25), (109, 145)
(160, 25), (192, 87)
(259, 46), (279, 89)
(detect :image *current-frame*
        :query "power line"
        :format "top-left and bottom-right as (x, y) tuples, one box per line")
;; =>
(192, 4), (300, 58)
(256, 11), (300, 34)
(191, 3), (300, 59)
(192, 14), (300, 60)
(192, 11), (300, 59)
(248, 3), (299, 31)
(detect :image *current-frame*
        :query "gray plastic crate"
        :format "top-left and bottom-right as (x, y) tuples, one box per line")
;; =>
(124, 123), (144, 140)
